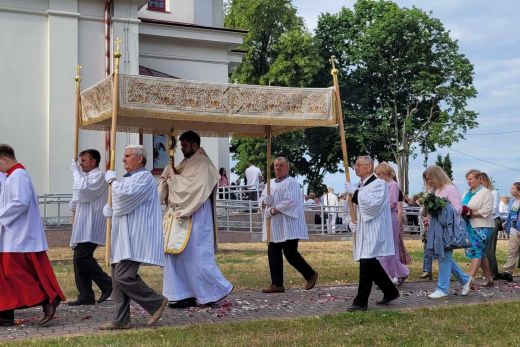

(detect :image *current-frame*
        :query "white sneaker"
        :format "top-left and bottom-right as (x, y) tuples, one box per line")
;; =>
(428, 290), (448, 299)
(461, 277), (473, 296)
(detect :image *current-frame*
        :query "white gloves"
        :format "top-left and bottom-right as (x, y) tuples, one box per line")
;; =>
(264, 208), (273, 219)
(103, 204), (113, 217)
(105, 170), (116, 183)
(348, 221), (357, 233)
(344, 182), (357, 194)
(263, 195), (273, 205)
(71, 159), (81, 178)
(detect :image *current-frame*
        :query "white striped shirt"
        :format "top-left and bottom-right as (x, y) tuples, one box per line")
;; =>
(259, 177), (308, 243)
(110, 170), (164, 266)
(70, 167), (108, 246)
(353, 176), (395, 261)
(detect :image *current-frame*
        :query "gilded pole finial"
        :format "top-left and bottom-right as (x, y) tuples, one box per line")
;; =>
(75, 64), (82, 83)
(329, 55), (339, 75)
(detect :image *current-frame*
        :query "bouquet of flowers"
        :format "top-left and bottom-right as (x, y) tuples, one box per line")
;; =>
(423, 193), (449, 216)
(461, 205), (472, 220)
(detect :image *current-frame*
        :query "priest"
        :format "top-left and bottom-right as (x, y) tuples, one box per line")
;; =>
(344, 155), (399, 311)
(0, 144), (65, 326)
(159, 130), (233, 309)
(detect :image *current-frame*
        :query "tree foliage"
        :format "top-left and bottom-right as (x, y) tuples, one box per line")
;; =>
(435, 153), (453, 180)
(225, 0), (342, 194)
(315, 0), (478, 193)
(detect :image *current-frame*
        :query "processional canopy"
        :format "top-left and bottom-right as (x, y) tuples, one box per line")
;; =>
(79, 74), (338, 137)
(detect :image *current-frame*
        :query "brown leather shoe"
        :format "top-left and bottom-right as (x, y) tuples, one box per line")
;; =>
(261, 284), (285, 293)
(99, 322), (131, 330)
(305, 272), (318, 290)
(39, 299), (60, 326)
(147, 298), (168, 326)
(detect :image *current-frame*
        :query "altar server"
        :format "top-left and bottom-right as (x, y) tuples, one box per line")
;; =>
(100, 144), (167, 329)
(0, 144), (65, 326)
(68, 149), (112, 306)
(259, 157), (318, 293)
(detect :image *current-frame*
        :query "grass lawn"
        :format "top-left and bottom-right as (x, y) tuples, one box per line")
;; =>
(47, 239), (511, 299)
(3, 240), (517, 346)
(4, 301), (520, 346)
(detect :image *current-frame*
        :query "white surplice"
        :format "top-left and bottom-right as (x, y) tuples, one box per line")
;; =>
(353, 176), (395, 261)
(259, 177), (308, 243)
(70, 167), (108, 246)
(163, 199), (232, 304)
(110, 170), (164, 266)
(0, 167), (48, 252)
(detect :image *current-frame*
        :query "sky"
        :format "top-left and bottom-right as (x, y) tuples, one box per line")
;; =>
(290, 0), (520, 196)
(230, 1), (520, 196)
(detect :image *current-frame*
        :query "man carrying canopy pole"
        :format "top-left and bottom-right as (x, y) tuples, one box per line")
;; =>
(259, 157), (318, 294)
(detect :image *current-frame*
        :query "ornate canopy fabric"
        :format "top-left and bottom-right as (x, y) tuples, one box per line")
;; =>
(80, 74), (338, 137)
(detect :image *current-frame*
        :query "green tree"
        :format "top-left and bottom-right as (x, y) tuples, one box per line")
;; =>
(315, 0), (478, 193)
(225, 0), (303, 85)
(435, 153), (453, 180)
(226, 0), (344, 192)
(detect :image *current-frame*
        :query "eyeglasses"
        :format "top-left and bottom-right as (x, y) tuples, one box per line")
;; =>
(354, 163), (370, 167)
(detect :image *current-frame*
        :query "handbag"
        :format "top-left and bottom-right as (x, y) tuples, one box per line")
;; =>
(446, 217), (471, 249)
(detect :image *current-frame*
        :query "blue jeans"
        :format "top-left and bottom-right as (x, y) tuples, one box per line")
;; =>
(423, 243), (433, 273)
(437, 249), (470, 294)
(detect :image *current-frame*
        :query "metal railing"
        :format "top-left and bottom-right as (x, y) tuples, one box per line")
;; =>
(38, 193), (73, 227)
(37, 191), (424, 235)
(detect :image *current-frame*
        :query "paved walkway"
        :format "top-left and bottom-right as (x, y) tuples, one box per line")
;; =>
(3, 278), (520, 341)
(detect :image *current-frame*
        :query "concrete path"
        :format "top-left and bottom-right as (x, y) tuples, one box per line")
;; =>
(3, 278), (520, 342)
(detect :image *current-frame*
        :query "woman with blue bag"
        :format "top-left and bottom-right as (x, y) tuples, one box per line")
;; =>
(423, 165), (472, 300)
(462, 169), (494, 288)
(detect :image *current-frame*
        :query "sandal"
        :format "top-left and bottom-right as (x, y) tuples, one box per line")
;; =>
(479, 280), (494, 287)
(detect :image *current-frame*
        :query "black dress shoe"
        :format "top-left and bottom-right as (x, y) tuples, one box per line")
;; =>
(66, 299), (96, 306)
(97, 289), (112, 304)
(347, 304), (367, 312)
(0, 319), (14, 327)
(168, 297), (197, 309)
(376, 293), (400, 306)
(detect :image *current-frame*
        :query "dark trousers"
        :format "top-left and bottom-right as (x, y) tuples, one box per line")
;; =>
(73, 242), (112, 302)
(0, 310), (14, 324)
(486, 218), (500, 276)
(268, 239), (315, 287)
(354, 258), (399, 307)
(111, 260), (166, 325)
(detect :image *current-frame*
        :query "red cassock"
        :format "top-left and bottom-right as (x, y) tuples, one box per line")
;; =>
(0, 252), (65, 311)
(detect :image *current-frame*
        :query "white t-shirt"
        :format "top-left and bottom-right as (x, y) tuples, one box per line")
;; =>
(245, 165), (261, 190)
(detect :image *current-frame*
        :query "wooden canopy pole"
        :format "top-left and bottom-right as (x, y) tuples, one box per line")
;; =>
(105, 37), (121, 266)
(74, 64), (82, 160)
(265, 126), (272, 243)
(330, 56), (357, 225)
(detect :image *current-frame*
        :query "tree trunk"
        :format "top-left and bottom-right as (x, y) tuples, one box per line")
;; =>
(396, 152), (410, 195)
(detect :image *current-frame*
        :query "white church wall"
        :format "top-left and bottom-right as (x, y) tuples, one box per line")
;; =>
(0, 9), (49, 193)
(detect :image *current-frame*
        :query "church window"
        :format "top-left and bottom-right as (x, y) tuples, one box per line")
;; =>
(148, 0), (166, 12)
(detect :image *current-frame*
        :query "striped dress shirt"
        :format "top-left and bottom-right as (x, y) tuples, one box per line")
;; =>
(110, 170), (164, 266)
(353, 176), (395, 261)
(259, 176), (308, 243)
(70, 167), (108, 246)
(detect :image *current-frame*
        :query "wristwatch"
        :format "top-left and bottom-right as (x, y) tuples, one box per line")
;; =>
(270, 207), (276, 216)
